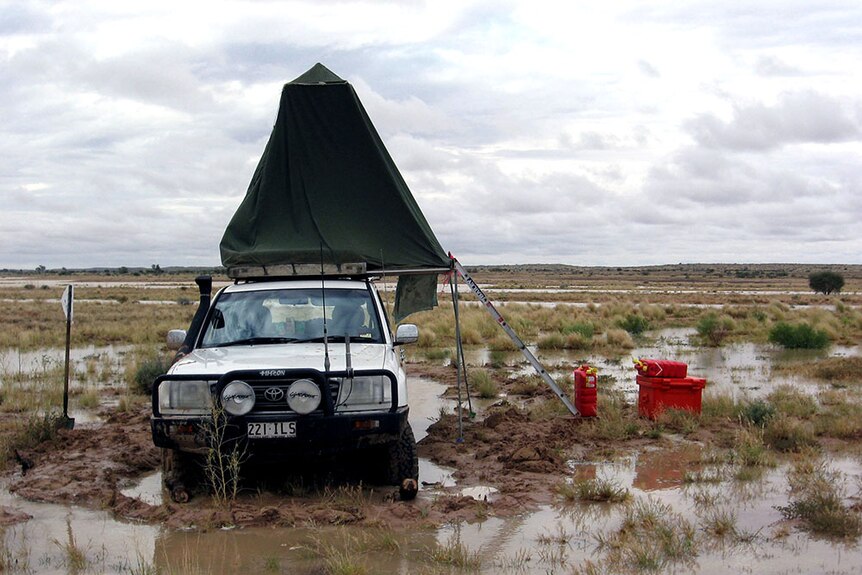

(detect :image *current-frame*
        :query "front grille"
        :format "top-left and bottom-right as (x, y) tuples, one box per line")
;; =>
(247, 378), (339, 414)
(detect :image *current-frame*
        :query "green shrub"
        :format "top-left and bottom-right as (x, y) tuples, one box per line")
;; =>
(741, 400), (775, 427)
(768, 322), (830, 349)
(696, 313), (734, 346)
(133, 355), (172, 395)
(618, 314), (650, 335)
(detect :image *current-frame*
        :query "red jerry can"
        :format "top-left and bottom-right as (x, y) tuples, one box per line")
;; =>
(573, 365), (598, 417)
(633, 358), (688, 379)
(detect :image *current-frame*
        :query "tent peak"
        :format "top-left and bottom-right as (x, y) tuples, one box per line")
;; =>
(289, 63), (345, 85)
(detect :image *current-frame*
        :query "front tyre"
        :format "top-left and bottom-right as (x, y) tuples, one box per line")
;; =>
(161, 448), (200, 503)
(386, 423), (419, 501)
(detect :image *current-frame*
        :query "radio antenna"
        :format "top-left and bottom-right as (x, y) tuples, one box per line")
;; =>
(320, 244), (331, 374)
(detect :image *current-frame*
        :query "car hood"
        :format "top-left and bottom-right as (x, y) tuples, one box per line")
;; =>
(169, 343), (392, 377)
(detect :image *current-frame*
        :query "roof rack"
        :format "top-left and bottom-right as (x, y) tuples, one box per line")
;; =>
(227, 263), (368, 280)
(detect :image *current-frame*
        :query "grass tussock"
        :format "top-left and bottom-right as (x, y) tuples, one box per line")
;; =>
(779, 459), (862, 539)
(767, 385), (818, 419)
(800, 357), (862, 384)
(701, 507), (739, 539)
(469, 369), (499, 399)
(654, 408), (700, 436)
(730, 426), (776, 468)
(763, 415), (818, 453)
(602, 328), (635, 350)
(597, 498), (697, 571)
(582, 389), (643, 440)
(813, 391), (862, 438)
(0, 411), (63, 465)
(699, 392), (745, 423)
(557, 477), (631, 503)
(509, 375), (541, 396)
(425, 534), (481, 570)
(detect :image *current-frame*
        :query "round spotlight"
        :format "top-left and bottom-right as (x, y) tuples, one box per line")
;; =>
(287, 379), (321, 415)
(221, 380), (255, 416)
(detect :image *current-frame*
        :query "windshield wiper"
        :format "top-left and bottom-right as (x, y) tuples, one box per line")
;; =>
(292, 335), (347, 344)
(292, 335), (380, 344)
(220, 336), (298, 347)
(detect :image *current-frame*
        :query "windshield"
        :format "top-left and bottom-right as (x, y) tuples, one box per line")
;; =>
(199, 287), (384, 348)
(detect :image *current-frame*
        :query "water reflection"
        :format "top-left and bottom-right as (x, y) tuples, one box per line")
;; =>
(440, 328), (859, 402)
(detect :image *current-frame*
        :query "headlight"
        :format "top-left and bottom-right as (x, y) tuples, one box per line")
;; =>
(287, 379), (321, 414)
(158, 380), (213, 415)
(221, 381), (255, 416)
(335, 375), (391, 412)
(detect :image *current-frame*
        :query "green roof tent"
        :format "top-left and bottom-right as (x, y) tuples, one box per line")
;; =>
(220, 63), (449, 320)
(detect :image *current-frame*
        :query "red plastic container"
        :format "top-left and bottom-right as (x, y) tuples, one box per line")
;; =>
(573, 365), (598, 417)
(633, 358), (688, 379)
(636, 374), (706, 420)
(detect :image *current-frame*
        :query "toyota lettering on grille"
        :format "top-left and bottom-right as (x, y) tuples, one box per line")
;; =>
(264, 387), (285, 402)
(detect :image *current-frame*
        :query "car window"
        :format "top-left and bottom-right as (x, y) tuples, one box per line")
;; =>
(199, 288), (383, 347)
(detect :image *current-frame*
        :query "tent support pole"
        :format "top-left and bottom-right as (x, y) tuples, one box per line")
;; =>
(450, 274), (466, 443)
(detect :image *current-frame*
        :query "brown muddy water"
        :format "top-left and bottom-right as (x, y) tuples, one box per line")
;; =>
(1, 342), (861, 573)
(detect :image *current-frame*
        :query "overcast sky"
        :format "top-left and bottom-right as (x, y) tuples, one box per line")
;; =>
(2, 1), (861, 269)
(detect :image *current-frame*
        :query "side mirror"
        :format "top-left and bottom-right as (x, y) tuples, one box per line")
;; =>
(166, 329), (187, 350)
(394, 324), (419, 346)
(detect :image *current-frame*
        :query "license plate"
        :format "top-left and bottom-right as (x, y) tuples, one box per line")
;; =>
(247, 421), (296, 438)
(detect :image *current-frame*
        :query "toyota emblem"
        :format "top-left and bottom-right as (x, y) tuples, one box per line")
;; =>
(264, 387), (285, 402)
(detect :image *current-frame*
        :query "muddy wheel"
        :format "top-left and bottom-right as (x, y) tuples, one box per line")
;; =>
(386, 424), (419, 501)
(161, 448), (196, 503)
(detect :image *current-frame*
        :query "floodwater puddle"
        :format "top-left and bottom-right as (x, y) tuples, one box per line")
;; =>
(491, 328), (859, 402)
(120, 472), (164, 507)
(0, 344), (136, 390)
(3, 351), (862, 573)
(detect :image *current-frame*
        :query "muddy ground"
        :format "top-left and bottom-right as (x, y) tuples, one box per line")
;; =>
(0, 360), (754, 534)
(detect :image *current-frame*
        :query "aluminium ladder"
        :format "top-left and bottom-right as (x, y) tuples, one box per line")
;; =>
(450, 256), (581, 418)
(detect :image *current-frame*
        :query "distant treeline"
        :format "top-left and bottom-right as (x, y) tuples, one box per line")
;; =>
(3, 262), (860, 280)
(2, 264), (226, 277)
(466, 263), (862, 279)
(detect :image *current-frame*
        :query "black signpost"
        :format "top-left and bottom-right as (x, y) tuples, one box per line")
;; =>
(61, 285), (75, 429)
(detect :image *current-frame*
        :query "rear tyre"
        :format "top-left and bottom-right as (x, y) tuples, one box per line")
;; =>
(386, 424), (419, 501)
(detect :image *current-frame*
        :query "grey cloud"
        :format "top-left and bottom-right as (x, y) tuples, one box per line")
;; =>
(637, 142), (861, 263)
(638, 60), (660, 78)
(0, 2), (50, 34)
(626, 2), (862, 50)
(754, 55), (803, 76)
(686, 91), (861, 150)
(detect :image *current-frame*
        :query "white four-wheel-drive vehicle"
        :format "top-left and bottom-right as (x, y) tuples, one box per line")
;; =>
(151, 276), (421, 501)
